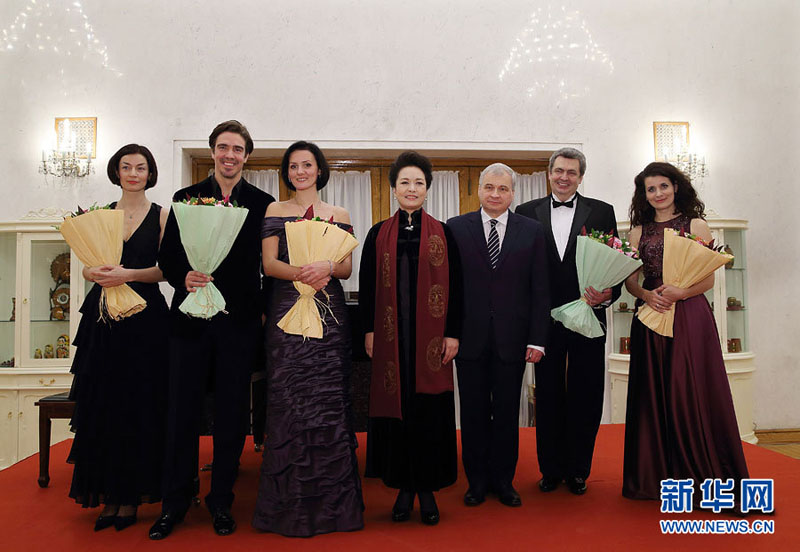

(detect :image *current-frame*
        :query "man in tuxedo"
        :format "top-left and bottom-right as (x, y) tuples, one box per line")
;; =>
(515, 147), (619, 496)
(447, 163), (549, 507)
(150, 120), (274, 539)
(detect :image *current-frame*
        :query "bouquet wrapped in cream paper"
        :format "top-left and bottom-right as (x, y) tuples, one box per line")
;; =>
(636, 228), (733, 337)
(551, 229), (642, 338)
(172, 197), (248, 319)
(59, 205), (147, 321)
(278, 214), (359, 339)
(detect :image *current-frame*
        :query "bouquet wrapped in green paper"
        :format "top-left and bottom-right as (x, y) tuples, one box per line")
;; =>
(551, 229), (642, 338)
(172, 197), (248, 319)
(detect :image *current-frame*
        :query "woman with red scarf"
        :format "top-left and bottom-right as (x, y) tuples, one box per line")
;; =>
(359, 151), (462, 525)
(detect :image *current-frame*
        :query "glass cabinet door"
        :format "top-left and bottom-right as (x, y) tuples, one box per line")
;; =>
(0, 233), (16, 367)
(20, 234), (72, 366)
(723, 229), (748, 353)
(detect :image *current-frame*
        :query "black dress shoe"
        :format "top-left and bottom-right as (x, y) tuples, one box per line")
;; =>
(463, 488), (486, 506)
(114, 514), (137, 531)
(211, 509), (236, 536)
(391, 490), (415, 522)
(538, 476), (562, 493)
(567, 476), (587, 495)
(418, 492), (440, 525)
(496, 486), (522, 507)
(148, 512), (184, 540)
(94, 514), (116, 532)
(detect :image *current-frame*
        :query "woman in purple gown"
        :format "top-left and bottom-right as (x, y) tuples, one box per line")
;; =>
(253, 141), (364, 537)
(622, 162), (749, 501)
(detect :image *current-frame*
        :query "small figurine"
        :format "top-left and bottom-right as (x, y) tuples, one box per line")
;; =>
(56, 334), (69, 358)
(34, 348), (43, 359)
(44, 344), (54, 359)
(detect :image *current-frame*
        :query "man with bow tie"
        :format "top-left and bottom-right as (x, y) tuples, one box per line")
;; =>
(447, 163), (549, 508)
(515, 148), (620, 496)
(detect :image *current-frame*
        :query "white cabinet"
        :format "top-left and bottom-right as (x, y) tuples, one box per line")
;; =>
(607, 218), (757, 444)
(0, 210), (89, 468)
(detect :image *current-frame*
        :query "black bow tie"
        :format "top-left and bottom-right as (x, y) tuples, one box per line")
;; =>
(552, 197), (574, 209)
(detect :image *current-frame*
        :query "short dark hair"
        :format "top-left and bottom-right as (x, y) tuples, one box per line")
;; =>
(208, 120), (254, 155)
(106, 144), (158, 189)
(280, 141), (330, 191)
(548, 147), (587, 176)
(389, 151), (433, 189)
(629, 162), (705, 226)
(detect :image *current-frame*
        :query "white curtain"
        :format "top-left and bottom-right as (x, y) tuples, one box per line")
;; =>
(511, 170), (547, 210)
(390, 170), (461, 223)
(206, 168), (281, 200)
(319, 170), (372, 293)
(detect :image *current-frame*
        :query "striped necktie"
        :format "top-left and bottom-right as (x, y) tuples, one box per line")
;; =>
(487, 219), (500, 269)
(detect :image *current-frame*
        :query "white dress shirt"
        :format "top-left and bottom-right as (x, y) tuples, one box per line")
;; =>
(550, 193), (577, 261)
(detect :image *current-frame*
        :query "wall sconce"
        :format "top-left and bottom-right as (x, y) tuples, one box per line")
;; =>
(40, 117), (97, 183)
(653, 121), (707, 182)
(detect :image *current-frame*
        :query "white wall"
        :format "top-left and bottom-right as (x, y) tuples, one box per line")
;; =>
(1, 0), (798, 428)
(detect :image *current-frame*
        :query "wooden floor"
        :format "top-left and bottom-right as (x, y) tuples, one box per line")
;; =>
(756, 430), (800, 459)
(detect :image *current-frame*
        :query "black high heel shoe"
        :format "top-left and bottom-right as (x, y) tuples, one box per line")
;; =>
(94, 514), (117, 531)
(418, 491), (440, 525)
(391, 489), (415, 522)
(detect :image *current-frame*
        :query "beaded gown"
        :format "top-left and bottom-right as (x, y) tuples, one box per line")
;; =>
(622, 214), (749, 499)
(252, 216), (364, 537)
(67, 203), (169, 507)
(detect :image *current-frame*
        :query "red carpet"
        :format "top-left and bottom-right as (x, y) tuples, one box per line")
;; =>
(1, 425), (796, 551)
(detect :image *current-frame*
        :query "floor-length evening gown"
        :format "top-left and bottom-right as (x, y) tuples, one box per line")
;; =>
(359, 209), (462, 492)
(622, 214), (749, 500)
(68, 203), (169, 507)
(253, 216), (364, 537)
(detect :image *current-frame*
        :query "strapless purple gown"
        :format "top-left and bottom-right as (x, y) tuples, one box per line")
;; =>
(252, 216), (364, 536)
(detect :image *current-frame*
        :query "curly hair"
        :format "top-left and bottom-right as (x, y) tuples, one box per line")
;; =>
(389, 151), (433, 189)
(629, 162), (705, 227)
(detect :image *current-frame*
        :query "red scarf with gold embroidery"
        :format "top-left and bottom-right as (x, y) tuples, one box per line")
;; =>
(369, 209), (453, 420)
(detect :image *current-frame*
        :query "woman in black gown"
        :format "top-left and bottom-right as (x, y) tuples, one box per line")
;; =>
(68, 144), (169, 530)
(359, 151), (462, 525)
(622, 162), (749, 501)
(253, 141), (364, 537)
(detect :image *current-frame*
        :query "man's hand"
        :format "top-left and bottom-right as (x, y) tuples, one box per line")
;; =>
(442, 337), (459, 364)
(583, 286), (612, 307)
(525, 347), (544, 364)
(185, 270), (212, 292)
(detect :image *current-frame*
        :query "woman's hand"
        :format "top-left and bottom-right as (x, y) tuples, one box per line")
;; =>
(364, 332), (374, 358)
(92, 265), (132, 288)
(442, 337), (459, 364)
(309, 276), (331, 292)
(83, 265), (114, 283)
(657, 284), (687, 303)
(185, 270), (212, 292)
(298, 261), (331, 285)
(644, 286), (674, 313)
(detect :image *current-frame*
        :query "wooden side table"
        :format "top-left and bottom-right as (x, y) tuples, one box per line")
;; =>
(34, 392), (75, 488)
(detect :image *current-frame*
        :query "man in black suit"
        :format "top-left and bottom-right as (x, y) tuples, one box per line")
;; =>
(149, 121), (274, 539)
(447, 163), (549, 508)
(515, 147), (619, 496)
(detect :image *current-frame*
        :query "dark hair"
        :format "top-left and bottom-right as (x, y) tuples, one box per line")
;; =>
(629, 162), (705, 226)
(389, 151), (433, 189)
(208, 120), (254, 155)
(280, 141), (330, 191)
(106, 144), (158, 189)
(549, 147), (587, 176)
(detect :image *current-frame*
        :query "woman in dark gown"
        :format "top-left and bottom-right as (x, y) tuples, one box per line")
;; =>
(68, 144), (169, 531)
(359, 151), (462, 525)
(253, 141), (364, 537)
(622, 162), (749, 501)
